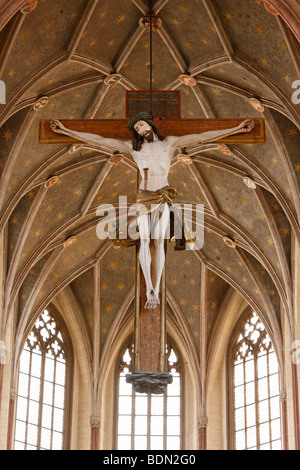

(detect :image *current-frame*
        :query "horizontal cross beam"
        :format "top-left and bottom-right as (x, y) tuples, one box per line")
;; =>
(39, 118), (265, 144)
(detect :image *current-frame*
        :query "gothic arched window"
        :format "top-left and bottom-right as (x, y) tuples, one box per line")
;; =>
(116, 342), (181, 450)
(232, 311), (281, 450)
(14, 309), (69, 450)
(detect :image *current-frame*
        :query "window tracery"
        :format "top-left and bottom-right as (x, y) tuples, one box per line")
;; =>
(117, 342), (181, 450)
(233, 311), (281, 450)
(14, 309), (67, 450)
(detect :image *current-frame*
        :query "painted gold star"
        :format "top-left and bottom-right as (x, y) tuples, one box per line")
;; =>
(8, 69), (16, 78)
(294, 163), (300, 174)
(105, 304), (113, 312)
(44, 22), (53, 31)
(289, 128), (297, 136)
(271, 156), (278, 164)
(283, 227), (290, 236)
(192, 304), (200, 311)
(225, 13), (233, 20)
(101, 283), (108, 290)
(11, 216), (18, 224)
(179, 298), (186, 305)
(3, 130), (12, 141)
(118, 283), (125, 290)
(110, 261), (117, 269)
(188, 317), (195, 325)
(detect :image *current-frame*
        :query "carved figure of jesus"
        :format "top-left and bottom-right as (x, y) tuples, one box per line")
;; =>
(50, 113), (254, 309)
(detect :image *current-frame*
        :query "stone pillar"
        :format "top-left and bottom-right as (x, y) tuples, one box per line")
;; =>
(290, 348), (300, 450)
(90, 417), (101, 450)
(197, 417), (208, 450)
(280, 392), (289, 450)
(6, 389), (17, 450)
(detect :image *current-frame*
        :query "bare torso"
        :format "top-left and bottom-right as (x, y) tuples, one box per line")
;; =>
(130, 137), (177, 191)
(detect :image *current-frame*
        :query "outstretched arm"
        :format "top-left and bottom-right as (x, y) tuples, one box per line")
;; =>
(171, 119), (255, 149)
(50, 120), (131, 153)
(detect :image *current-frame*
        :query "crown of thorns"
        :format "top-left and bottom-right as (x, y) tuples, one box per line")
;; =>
(127, 112), (153, 131)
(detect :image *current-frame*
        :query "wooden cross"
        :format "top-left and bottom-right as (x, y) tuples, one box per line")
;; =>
(39, 118), (265, 144)
(39, 117), (265, 394)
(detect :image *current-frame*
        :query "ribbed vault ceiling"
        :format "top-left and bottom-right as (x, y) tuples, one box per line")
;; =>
(0, 0), (299, 361)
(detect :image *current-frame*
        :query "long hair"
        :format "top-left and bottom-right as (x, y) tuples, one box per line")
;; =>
(131, 119), (165, 151)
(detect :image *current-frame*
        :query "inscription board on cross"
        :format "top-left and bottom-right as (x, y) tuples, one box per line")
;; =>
(126, 90), (181, 119)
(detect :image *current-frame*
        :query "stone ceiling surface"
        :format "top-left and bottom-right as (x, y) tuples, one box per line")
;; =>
(0, 0), (299, 360)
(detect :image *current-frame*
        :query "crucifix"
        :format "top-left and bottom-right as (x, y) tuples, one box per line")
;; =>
(38, 3), (265, 394)
(39, 113), (265, 393)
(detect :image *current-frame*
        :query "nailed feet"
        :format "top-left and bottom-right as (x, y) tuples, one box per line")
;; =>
(145, 289), (160, 309)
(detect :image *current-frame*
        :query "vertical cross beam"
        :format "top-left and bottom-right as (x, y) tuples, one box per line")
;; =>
(126, 241), (172, 394)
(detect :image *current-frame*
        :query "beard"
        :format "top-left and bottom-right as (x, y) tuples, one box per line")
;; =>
(143, 129), (154, 142)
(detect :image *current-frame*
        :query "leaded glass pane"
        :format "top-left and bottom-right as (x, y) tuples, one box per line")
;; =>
(233, 312), (281, 450)
(117, 343), (181, 450)
(14, 310), (67, 450)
